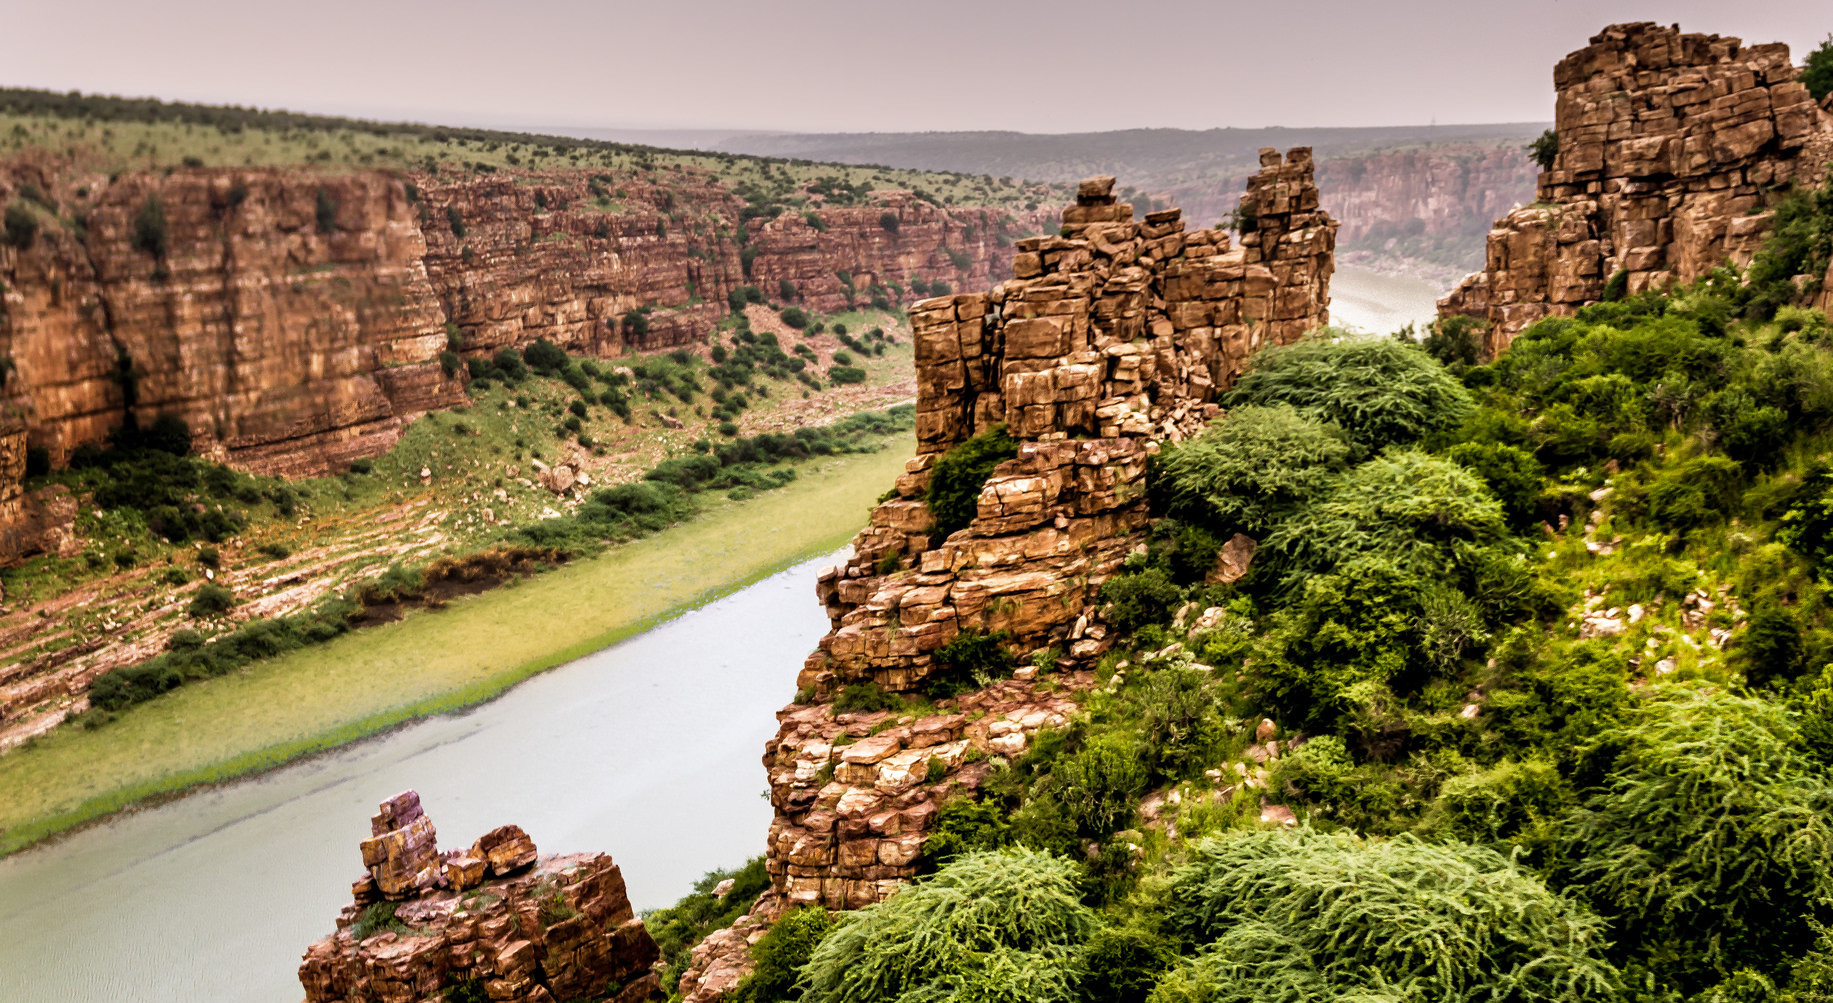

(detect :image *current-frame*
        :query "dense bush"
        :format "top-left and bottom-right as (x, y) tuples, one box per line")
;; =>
(1158, 405), (1350, 536)
(133, 195), (168, 256)
(926, 425), (1019, 538)
(1263, 451), (1508, 584)
(3, 202), (37, 249)
(801, 848), (1093, 1003)
(1806, 34), (1833, 103)
(1223, 335), (1473, 454)
(1161, 828), (1619, 1003)
(1555, 684), (1833, 991)
(827, 365), (866, 385)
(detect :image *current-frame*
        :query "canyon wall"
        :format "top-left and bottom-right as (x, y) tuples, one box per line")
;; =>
(1440, 22), (1833, 350)
(1166, 143), (1537, 276)
(0, 162), (1033, 479)
(760, 151), (1335, 911)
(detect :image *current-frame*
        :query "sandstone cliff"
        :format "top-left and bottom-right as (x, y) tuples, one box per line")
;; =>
(299, 791), (659, 1003)
(0, 160), (1040, 564)
(0, 163), (1030, 476)
(1440, 22), (1833, 350)
(754, 152), (1335, 913)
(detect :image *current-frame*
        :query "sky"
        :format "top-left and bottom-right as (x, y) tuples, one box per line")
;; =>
(4, 0), (1827, 135)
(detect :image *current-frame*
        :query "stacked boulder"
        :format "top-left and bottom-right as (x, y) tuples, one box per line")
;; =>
(1440, 22), (1833, 351)
(300, 790), (659, 1003)
(751, 153), (1335, 914)
(801, 152), (1335, 700)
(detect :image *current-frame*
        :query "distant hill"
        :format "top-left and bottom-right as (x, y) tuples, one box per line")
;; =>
(707, 124), (1551, 282)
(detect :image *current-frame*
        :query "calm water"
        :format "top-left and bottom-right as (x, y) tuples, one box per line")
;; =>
(0, 551), (843, 1003)
(1328, 264), (1447, 337)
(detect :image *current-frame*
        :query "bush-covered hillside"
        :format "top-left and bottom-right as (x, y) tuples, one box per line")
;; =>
(668, 181), (1833, 1003)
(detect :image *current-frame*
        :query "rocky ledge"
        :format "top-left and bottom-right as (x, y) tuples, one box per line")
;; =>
(299, 791), (659, 1003)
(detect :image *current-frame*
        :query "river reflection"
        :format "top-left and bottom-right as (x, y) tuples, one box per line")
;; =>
(0, 550), (843, 1003)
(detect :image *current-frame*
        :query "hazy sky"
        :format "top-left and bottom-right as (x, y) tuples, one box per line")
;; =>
(5, 1), (1827, 134)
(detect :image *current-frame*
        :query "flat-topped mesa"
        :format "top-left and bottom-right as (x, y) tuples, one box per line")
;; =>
(1440, 21), (1833, 352)
(301, 790), (659, 1003)
(797, 151), (1335, 701)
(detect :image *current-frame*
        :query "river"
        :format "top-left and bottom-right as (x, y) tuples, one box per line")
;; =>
(1327, 264), (1447, 337)
(0, 550), (843, 1003)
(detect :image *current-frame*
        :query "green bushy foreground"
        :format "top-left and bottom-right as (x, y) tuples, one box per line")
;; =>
(653, 178), (1833, 1003)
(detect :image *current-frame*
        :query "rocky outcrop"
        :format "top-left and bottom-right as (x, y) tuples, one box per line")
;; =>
(763, 673), (1092, 910)
(799, 152), (1334, 700)
(747, 153), (1334, 916)
(299, 790), (659, 1003)
(0, 162), (1032, 481)
(1440, 22), (1833, 351)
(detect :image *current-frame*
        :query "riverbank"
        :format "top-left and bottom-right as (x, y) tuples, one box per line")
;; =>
(0, 441), (908, 857)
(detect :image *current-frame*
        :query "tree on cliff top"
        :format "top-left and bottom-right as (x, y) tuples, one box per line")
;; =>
(1527, 129), (1559, 171)
(1804, 34), (1833, 103)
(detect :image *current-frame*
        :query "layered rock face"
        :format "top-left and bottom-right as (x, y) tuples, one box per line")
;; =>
(1440, 22), (1833, 350)
(800, 151), (1334, 699)
(300, 791), (659, 1003)
(753, 152), (1335, 912)
(0, 163), (1029, 478)
(1319, 145), (1540, 273)
(0, 167), (463, 477)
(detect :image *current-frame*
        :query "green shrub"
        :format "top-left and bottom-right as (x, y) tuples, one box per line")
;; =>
(1741, 602), (1805, 688)
(1420, 758), (1572, 844)
(187, 583), (236, 617)
(3, 202), (37, 249)
(1805, 34), (1833, 102)
(879, 212), (900, 233)
(1159, 405), (1351, 536)
(926, 628), (1013, 698)
(1074, 924), (1176, 1003)
(801, 848), (1093, 1003)
(1099, 566), (1183, 634)
(833, 681), (898, 714)
(1443, 441), (1543, 527)
(1643, 454), (1744, 532)
(1223, 335), (1473, 454)
(1413, 314), (1489, 370)
(828, 365), (866, 385)
(1527, 128), (1559, 171)
(314, 188), (337, 233)
(1161, 828), (1619, 1003)
(133, 195), (168, 256)
(922, 797), (1013, 866)
(1263, 451), (1507, 584)
(1135, 667), (1224, 778)
(779, 306), (809, 329)
(926, 425), (1019, 538)
(729, 906), (832, 1003)
(1556, 684), (1833, 991)
(1045, 736), (1148, 836)
(1602, 269), (1629, 302)
(446, 205), (465, 238)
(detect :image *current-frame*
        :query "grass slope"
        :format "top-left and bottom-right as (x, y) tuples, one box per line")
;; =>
(0, 441), (908, 856)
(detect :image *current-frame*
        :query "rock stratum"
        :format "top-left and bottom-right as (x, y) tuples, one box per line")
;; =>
(0, 159), (1035, 560)
(299, 790), (660, 1003)
(756, 151), (1335, 912)
(1440, 22), (1833, 350)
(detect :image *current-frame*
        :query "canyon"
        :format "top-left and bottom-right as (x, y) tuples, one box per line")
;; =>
(0, 161), (1031, 478)
(1440, 22), (1833, 350)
